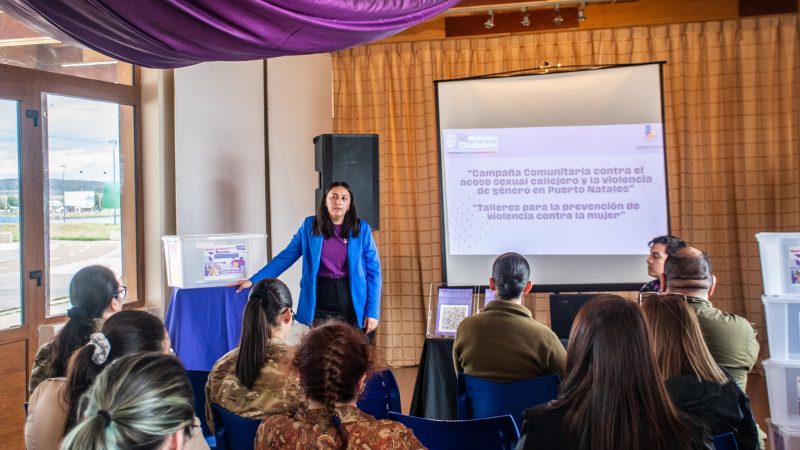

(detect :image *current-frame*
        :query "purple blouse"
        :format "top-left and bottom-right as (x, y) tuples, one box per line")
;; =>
(318, 224), (349, 279)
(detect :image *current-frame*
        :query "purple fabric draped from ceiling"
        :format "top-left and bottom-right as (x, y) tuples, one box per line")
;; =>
(0, 0), (459, 68)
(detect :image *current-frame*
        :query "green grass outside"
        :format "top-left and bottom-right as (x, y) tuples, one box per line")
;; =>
(0, 223), (121, 242)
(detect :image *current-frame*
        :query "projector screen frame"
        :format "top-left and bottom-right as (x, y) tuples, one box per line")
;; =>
(434, 62), (670, 293)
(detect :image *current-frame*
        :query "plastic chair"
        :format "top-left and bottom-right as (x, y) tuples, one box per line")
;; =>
(712, 432), (739, 450)
(211, 403), (262, 450)
(185, 370), (212, 437)
(356, 368), (402, 419)
(457, 373), (560, 429)
(388, 412), (519, 450)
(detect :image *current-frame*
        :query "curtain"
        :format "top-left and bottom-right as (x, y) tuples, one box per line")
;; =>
(333, 15), (800, 367)
(0, 0), (459, 68)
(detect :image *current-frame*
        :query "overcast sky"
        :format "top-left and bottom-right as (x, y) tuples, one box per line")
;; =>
(0, 94), (120, 182)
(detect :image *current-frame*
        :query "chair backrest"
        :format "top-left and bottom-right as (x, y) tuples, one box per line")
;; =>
(185, 370), (212, 437)
(712, 432), (739, 450)
(457, 373), (560, 429)
(356, 368), (402, 419)
(388, 412), (519, 450)
(211, 403), (262, 450)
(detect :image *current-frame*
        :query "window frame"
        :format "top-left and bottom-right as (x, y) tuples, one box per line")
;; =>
(0, 62), (145, 326)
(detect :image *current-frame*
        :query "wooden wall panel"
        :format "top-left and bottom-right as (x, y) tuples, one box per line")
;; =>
(381, 0), (748, 43)
(0, 339), (27, 450)
(739, 0), (797, 16)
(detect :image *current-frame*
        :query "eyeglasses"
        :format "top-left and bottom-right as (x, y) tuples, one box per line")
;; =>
(638, 291), (690, 305)
(115, 286), (127, 300)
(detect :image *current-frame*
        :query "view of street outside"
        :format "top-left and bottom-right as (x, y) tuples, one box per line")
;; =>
(0, 94), (123, 328)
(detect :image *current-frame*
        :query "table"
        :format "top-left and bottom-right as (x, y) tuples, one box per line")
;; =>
(164, 286), (249, 371)
(409, 338), (458, 420)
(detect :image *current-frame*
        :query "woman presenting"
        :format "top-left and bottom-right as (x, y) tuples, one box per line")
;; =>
(232, 182), (381, 333)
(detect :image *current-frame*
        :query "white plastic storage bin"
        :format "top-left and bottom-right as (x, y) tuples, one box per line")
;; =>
(756, 233), (800, 296)
(768, 418), (800, 450)
(763, 296), (800, 361)
(162, 234), (267, 288)
(764, 359), (800, 430)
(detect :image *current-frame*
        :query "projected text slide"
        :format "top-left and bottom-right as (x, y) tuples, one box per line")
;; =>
(443, 124), (667, 255)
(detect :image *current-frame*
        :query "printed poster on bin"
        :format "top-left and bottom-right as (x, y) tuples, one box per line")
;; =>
(784, 239), (800, 294)
(203, 244), (247, 281)
(435, 287), (473, 337)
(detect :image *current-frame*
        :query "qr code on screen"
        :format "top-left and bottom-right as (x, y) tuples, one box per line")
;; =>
(438, 304), (470, 333)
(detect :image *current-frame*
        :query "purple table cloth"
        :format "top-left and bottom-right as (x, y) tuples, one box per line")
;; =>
(164, 286), (249, 371)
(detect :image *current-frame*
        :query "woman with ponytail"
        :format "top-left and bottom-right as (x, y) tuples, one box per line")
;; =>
(29, 265), (123, 393)
(25, 310), (209, 450)
(60, 352), (196, 450)
(205, 278), (301, 432)
(255, 321), (424, 450)
(453, 252), (566, 381)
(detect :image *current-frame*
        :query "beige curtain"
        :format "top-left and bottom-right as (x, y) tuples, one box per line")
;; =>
(333, 15), (800, 367)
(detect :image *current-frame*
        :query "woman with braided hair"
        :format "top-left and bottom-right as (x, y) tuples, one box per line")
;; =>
(29, 265), (124, 393)
(255, 321), (424, 450)
(205, 278), (301, 432)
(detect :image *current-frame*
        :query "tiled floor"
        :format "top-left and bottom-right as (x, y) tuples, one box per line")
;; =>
(392, 366), (772, 440)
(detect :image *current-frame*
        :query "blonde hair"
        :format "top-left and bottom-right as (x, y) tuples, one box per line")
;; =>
(60, 352), (194, 450)
(641, 293), (727, 384)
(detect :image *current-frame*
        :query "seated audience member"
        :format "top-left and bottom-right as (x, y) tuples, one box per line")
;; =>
(658, 246), (759, 391)
(205, 278), (301, 432)
(641, 234), (687, 293)
(29, 265), (124, 393)
(453, 252), (566, 381)
(517, 295), (712, 450)
(255, 321), (424, 450)
(60, 352), (197, 450)
(642, 293), (760, 450)
(26, 310), (209, 450)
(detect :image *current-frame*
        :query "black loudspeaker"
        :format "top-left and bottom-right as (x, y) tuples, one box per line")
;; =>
(314, 134), (380, 230)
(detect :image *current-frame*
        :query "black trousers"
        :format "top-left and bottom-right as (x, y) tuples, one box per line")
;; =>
(315, 276), (357, 325)
(314, 276), (375, 343)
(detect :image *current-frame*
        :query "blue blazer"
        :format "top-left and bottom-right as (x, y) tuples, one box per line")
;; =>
(249, 216), (382, 328)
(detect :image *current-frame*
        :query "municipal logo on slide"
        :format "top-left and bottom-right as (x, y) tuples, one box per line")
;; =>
(445, 133), (457, 149)
(644, 124), (658, 141)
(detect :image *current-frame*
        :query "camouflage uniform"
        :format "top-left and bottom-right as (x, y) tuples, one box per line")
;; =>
(29, 318), (105, 393)
(205, 338), (301, 432)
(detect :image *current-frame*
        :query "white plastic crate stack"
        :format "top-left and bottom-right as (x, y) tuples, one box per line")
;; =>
(162, 233), (268, 288)
(757, 233), (800, 447)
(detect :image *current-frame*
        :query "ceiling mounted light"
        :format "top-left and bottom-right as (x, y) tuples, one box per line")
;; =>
(521, 7), (531, 27)
(553, 4), (564, 26)
(485, 9), (495, 29)
(578, 2), (586, 22)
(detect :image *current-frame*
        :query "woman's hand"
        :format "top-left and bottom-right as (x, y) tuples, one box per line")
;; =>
(229, 279), (253, 293)
(364, 318), (379, 334)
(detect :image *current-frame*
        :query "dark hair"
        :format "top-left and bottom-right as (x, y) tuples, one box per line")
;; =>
(235, 278), (293, 389)
(491, 252), (530, 300)
(663, 247), (713, 291)
(641, 294), (727, 384)
(312, 181), (361, 239)
(50, 265), (119, 379)
(294, 321), (374, 450)
(63, 310), (166, 434)
(648, 235), (687, 255)
(550, 294), (696, 450)
(61, 353), (194, 450)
